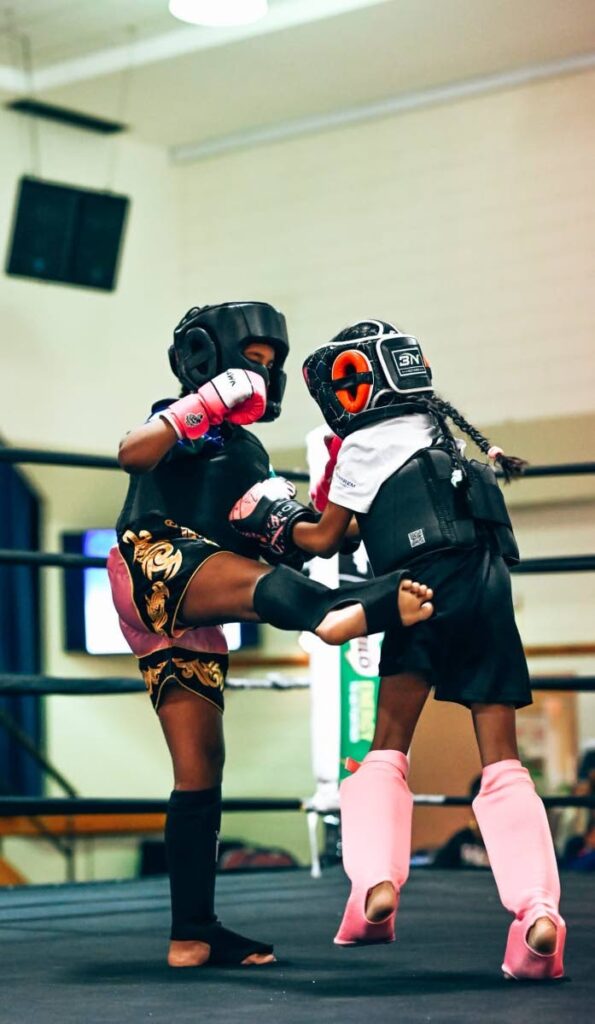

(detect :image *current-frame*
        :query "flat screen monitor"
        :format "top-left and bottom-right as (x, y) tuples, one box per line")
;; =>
(62, 529), (259, 654)
(6, 176), (129, 291)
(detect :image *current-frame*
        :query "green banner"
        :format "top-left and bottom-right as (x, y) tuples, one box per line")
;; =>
(339, 634), (382, 780)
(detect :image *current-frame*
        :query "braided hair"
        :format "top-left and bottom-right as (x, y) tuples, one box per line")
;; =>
(411, 393), (527, 483)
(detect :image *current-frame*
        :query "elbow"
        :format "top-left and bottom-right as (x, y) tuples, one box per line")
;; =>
(117, 445), (136, 474)
(118, 441), (149, 475)
(316, 539), (341, 558)
(323, 545), (342, 559)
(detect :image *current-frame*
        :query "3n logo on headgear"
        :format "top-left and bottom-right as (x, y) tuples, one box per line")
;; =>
(394, 349), (422, 377)
(399, 351), (420, 368)
(379, 335), (433, 395)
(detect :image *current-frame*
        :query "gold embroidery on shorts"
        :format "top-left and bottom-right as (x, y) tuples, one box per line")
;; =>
(146, 581), (170, 633)
(122, 529), (183, 581)
(164, 519), (218, 545)
(172, 657), (225, 692)
(141, 660), (168, 697)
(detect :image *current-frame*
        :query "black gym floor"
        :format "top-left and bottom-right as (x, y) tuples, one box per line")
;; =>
(0, 868), (591, 1024)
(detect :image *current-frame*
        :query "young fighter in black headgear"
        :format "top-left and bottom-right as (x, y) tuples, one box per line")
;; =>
(108, 303), (434, 969)
(231, 317), (566, 981)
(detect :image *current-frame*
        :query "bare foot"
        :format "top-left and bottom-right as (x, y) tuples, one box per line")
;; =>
(527, 917), (557, 955)
(314, 579), (434, 645)
(365, 881), (397, 923)
(168, 940), (210, 968)
(168, 940), (275, 967)
(398, 579), (434, 627)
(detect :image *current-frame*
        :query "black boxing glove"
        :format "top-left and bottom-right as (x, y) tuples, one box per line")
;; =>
(229, 478), (319, 563)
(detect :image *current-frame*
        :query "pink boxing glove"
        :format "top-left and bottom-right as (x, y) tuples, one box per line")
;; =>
(160, 369), (267, 440)
(310, 432), (343, 512)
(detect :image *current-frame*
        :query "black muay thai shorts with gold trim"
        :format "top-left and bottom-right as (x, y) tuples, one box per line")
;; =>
(139, 646), (228, 713)
(118, 519), (223, 637)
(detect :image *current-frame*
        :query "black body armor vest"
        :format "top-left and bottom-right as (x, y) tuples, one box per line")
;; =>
(356, 445), (519, 576)
(116, 421), (270, 560)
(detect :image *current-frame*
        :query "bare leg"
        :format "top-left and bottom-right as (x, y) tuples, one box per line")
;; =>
(159, 685), (225, 790)
(181, 552), (434, 639)
(158, 687), (274, 967)
(372, 671), (431, 754)
(471, 702), (519, 768)
(180, 552), (268, 624)
(471, 703), (557, 955)
(365, 672), (431, 921)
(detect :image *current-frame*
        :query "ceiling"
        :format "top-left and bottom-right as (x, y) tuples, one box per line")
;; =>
(1, 0), (594, 157)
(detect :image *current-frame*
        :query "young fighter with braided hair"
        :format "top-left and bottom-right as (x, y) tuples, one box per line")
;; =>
(108, 303), (433, 970)
(232, 317), (565, 981)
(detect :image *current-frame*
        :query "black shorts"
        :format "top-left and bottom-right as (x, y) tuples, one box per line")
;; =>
(378, 546), (532, 708)
(139, 646), (228, 713)
(118, 521), (224, 637)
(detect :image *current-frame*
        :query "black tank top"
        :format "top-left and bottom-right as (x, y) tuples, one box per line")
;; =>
(116, 407), (271, 560)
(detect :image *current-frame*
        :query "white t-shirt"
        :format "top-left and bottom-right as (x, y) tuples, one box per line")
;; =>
(328, 414), (441, 514)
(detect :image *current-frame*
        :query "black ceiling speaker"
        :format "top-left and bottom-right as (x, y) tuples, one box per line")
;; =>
(5, 176), (130, 291)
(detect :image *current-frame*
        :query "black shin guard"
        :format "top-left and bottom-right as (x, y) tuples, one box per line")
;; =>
(253, 564), (408, 635)
(165, 787), (274, 962)
(166, 786), (220, 940)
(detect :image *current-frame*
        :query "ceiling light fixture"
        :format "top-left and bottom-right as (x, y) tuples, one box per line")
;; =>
(168, 1), (269, 27)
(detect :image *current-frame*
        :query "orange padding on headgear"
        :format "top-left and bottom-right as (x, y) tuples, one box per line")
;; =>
(331, 349), (372, 413)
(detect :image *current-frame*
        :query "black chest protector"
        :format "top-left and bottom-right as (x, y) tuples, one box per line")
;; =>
(356, 445), (519, 576)
(116, 423), (270, 559)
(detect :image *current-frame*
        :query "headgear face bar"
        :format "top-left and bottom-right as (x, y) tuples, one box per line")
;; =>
(302, 319), (433, 437)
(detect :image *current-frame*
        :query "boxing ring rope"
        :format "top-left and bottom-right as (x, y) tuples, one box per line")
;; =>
(1, 445), (595, 479)
(0, 675), (311, 695)
(2, 549), (595, 573)
(0, 794), (592, 817)
(0, 674), (593, 697)
(0, 444), (594, 879)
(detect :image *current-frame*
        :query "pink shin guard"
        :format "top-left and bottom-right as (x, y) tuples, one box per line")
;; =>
(472, 759), (566, 979)
(335, 750), (413, 946)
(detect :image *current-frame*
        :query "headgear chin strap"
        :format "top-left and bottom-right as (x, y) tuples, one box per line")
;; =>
(302, 319), (433, 438)
(169, 301), (289, 422)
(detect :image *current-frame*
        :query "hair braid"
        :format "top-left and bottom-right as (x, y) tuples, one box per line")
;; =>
(411, 394), (528, 483)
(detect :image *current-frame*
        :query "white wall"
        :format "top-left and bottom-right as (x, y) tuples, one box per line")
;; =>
(175, 69), (595, 450)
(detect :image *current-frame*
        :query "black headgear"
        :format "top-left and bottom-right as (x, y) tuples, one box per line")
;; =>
(169, 302), (289, 422)
(302, 319), (433, 438)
